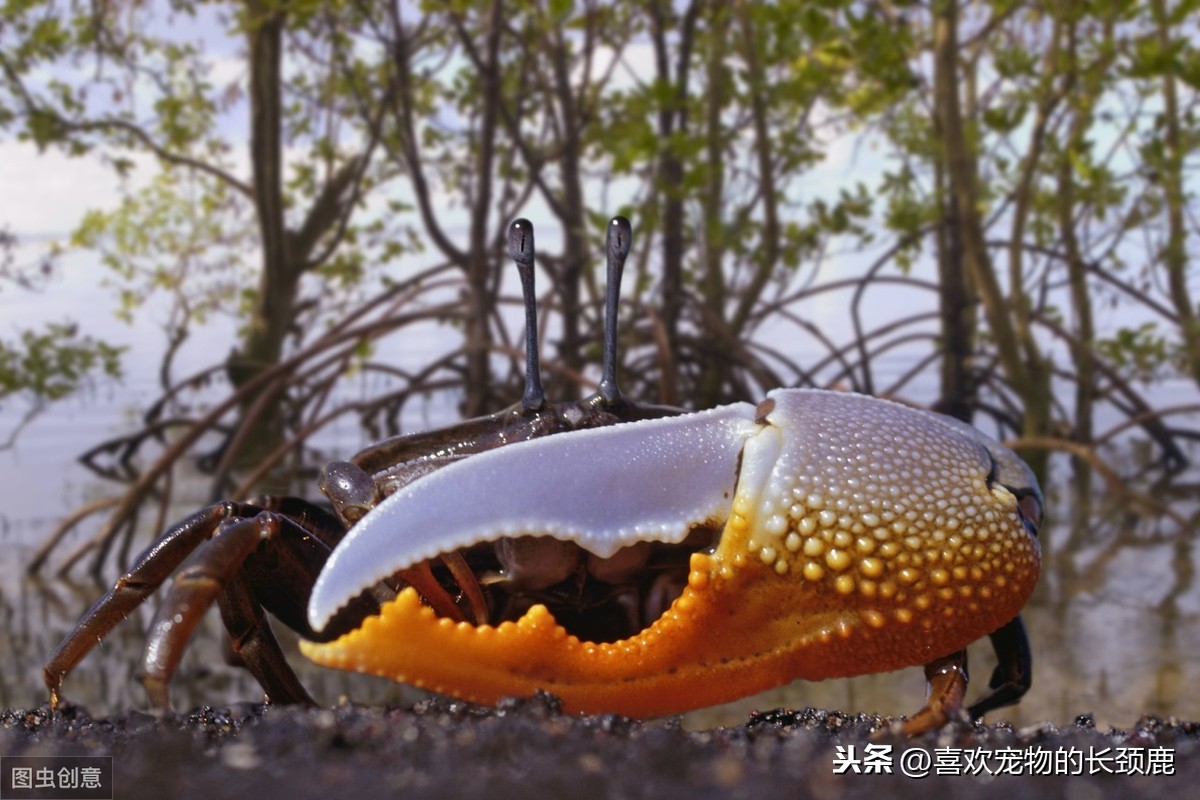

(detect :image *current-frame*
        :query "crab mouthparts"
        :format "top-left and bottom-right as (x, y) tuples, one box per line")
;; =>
(378, 527), (720, 644)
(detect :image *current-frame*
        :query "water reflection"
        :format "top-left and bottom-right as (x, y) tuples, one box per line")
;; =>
(2, 435), (1198, 731)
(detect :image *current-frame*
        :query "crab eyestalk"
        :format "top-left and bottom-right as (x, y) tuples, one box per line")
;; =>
(508, 218), (545, 413)
(598, 216), (632, 406)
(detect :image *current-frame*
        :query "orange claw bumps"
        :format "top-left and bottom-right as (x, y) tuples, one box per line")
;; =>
(302, 389), (1043, 727)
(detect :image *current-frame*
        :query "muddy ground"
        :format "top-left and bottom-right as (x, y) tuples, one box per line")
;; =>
(1, 695), (1196, 799)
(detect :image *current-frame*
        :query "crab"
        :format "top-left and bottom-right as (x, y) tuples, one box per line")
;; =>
(45, 217), (1043, 735)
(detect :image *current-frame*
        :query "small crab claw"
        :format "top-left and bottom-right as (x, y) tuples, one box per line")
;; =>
(303, 389), (1041, 718)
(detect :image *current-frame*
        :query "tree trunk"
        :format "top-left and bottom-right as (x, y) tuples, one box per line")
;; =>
(696, 2), (728, 407)
(226, 1), (297, 457)
(931, 2), (1049, 473)
(1150, 0), (1200, 386)
(548, 18), (588, 384)
(648, 1), (699, 392)
(460, 0), (505, 416)
(931, 153), (975, 423)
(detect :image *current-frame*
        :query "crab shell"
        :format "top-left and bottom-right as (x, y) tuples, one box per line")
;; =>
(302, 389), (1041, 717)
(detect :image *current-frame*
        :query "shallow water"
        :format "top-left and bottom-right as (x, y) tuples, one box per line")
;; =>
(1, 373), (1198, 731)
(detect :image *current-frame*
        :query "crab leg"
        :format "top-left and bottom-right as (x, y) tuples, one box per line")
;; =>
(393, 561), (470, 622)
(142, 505), (371, 708)
(902, 649), (969, 735)
(44, 501), (262, 708)
(46, 497), (374, 710)
(141, 513), (284, 708)
(904, 612), (1031, 732)
(967, 614), (1033, 718)
(218, 570), (316, 706)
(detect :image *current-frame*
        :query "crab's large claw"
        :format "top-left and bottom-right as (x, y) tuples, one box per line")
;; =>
(303, 389), (1041, 717)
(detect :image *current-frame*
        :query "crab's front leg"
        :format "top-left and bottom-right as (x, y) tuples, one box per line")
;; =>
(302, 389), (1042, 729)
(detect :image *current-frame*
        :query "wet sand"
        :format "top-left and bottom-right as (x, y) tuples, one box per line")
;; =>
(2, 695), (1196, 799)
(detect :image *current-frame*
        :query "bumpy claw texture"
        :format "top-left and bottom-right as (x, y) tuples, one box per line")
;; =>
(302, 389), (1041, 719)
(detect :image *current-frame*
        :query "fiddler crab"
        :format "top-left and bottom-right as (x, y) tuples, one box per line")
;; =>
(46, 217), (1043, 734)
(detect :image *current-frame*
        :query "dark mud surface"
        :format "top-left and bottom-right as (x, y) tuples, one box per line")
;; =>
(2, 695), (1196, 799)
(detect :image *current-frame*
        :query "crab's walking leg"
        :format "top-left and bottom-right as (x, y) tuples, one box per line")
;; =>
(218, 571), (316, 706)
(44, 501), (264, 708)
(900, 614), (1032, 733)
(901, 650), (969, 735)
(144, 503), (380, 709)
(141, 513), (284, 708)
(967, 615), (1032, 718)
(209, 497), (351, 706)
